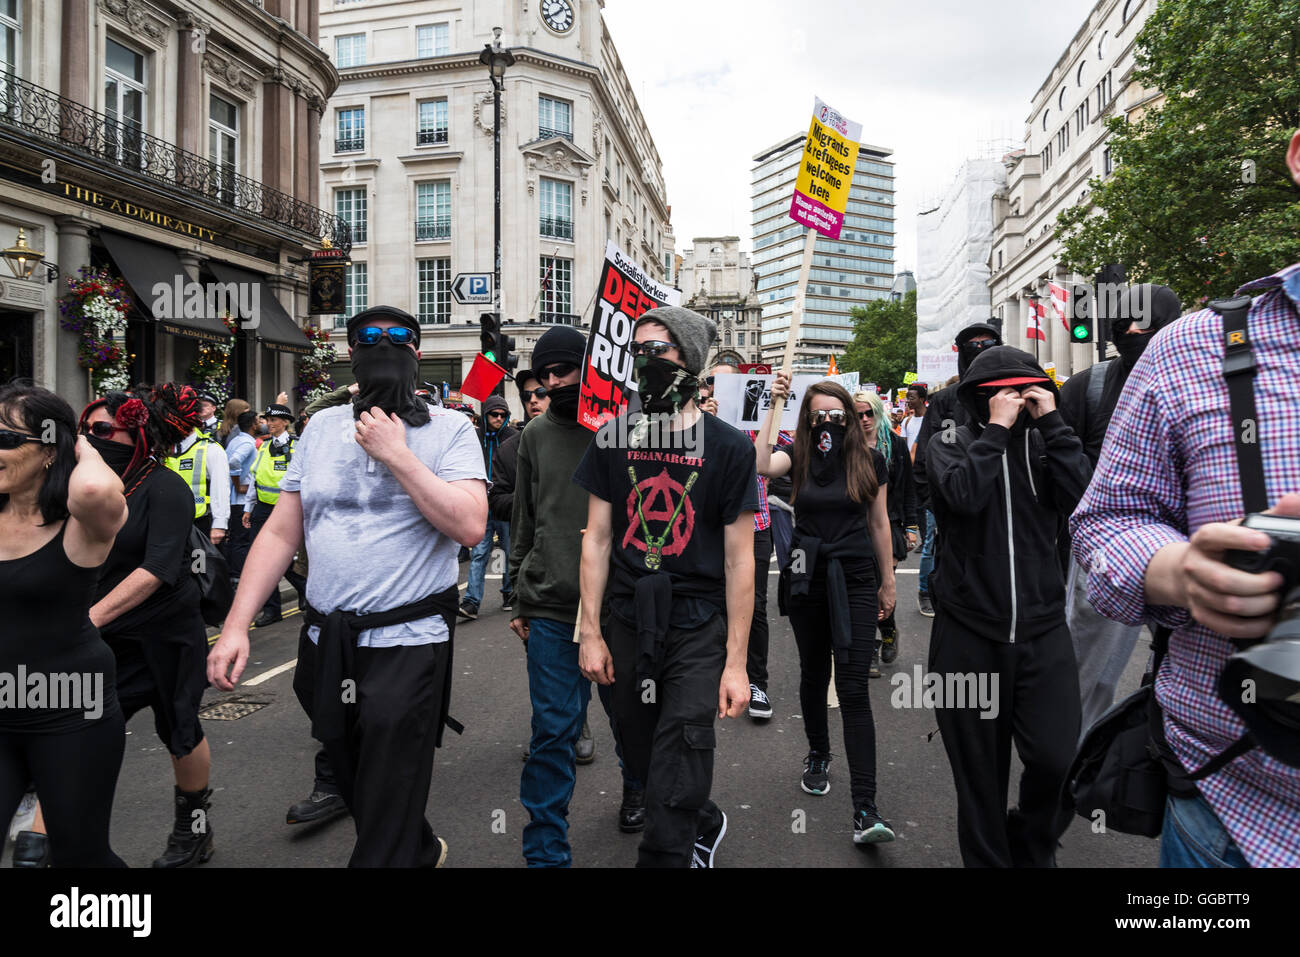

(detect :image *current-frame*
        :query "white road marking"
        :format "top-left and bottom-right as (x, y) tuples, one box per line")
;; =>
(243, 659), (298, 686)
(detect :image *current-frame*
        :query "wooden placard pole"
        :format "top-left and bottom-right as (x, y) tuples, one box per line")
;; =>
(764, 227), (817, 445)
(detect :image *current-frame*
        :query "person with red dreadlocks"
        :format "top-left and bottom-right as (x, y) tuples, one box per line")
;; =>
(77, 384), (217, 867)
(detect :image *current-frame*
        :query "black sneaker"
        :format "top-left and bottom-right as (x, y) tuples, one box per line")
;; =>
(690, 808), (727, 868)
(252, 611), (282, 628)
(457, 600), (478, 621)
(618, 786), (646, 833)
(748, 684), (773, 720)
(869, 645), (882, 679)
(854, 804), (896, 844)
(286, 790), (348, 826)
(879, 625), (899, 665)
(918, 593), (935, 617)
(801, 751), (831, 795)
(502, 592), (514, 613)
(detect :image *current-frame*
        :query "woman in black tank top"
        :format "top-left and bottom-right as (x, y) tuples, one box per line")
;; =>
(0, 383), (128, 867)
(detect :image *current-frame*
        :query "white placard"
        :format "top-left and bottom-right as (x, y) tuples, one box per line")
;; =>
(712, 374), (825, 432)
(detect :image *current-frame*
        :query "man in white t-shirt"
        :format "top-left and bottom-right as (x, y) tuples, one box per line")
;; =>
(901, 383), (927, 459)
(209, 306), (488, 867)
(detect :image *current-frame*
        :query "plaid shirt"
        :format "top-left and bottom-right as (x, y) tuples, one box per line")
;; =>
(747, 429), (794, 532)
(1070, 262), (1300, 868)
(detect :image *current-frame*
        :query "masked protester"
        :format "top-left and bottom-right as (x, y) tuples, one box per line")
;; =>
(459, 394), (517, 620)
(1058, 284), (1182, 733)
(575, 306), (757, 868)
(0, 383), (129, 868)
(913, 322), (1002, 617)
(78, 384), (219, 867)
(210, 305), (488, 867)
(925, 346), (1091, 867)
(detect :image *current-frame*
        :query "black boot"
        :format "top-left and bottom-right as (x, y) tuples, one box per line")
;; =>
(152, 786), (214, 868)
(11, 831), (49, 868)
(618, 786), (645, 833)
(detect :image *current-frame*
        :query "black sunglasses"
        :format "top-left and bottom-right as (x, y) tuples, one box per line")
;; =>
(809, 409), (848, 426)
(858, 411), (874, 420)
(537, 362), (578, 380)
(80, 421), (129, 440)
(521, 386), (548, 401)
(703, 376), (716, 387)
(0, 429), (45, 450)
(486, 410), (507, 418)
(352, 326), (417, 347)
(628, 340), (675, 358)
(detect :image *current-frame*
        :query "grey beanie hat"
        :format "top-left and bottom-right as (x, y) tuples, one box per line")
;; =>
(633, 306), (716, 376)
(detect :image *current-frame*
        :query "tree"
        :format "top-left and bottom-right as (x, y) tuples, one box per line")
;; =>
(840, 289), (916, 394)
(1055, 0), (1300, 309)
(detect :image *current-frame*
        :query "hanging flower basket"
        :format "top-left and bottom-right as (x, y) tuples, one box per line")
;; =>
(296, 323), (337, 404)
(188, 314), (239, 404)
(58, 266), (132, 395)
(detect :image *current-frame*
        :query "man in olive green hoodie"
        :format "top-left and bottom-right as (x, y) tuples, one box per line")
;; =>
(511, 326), (604, 867)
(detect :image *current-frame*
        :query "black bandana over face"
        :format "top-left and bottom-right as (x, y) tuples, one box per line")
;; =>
(86, 433), (135, 474)
(810, 423), (845, 486)
(634, 355), (698, 416)
(1114, 329), (1155, 371)
(351, 339), (430, 427)
(548, 382), (580, 420)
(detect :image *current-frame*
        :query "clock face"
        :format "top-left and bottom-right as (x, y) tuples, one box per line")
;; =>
(541, 0), (575, 34)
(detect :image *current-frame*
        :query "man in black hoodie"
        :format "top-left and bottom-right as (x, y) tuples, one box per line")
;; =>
(913, 321), (1002, 613)
(926, 345), (1091, 867)
(1057, 284), (1182, 733)
(461, 393), (517, 619)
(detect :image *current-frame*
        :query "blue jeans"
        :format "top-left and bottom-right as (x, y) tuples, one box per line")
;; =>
(521, 617), (590, 867)
(917, 508), (937, 596)
(1159, 793), (1249, 868)
(465, 518), (510, 608)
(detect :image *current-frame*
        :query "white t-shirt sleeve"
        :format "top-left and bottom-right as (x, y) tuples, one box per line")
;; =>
(435, 417), (488, 484)
(279, 431), (309, 493)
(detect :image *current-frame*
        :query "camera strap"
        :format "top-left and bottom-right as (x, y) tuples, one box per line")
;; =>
(1209, 296), (1268, 514)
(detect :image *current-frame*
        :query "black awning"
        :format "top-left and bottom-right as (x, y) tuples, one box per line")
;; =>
(99, 231), (232, 343)
(207, 262), (310, 355)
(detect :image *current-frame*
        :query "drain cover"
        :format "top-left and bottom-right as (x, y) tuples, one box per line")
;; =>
(199, 698), (270, 721)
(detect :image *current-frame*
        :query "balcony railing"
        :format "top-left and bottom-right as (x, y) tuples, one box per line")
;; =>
(0, 72), (351, 254)
(415, 217), (451, 240)
(538, 126), (572, 142)
(540, 217), (573, 240)
(538, 312), (580, 326)
(335, 134), (365, 153)
(417, 128), (448, 146)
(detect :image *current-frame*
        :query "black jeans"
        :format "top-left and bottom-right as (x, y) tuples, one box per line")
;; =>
(249, 501), (306, 617)
(607, 612), (727, 868)
(928, 610), (1080, 867)
(747, 527), (774, 690)
(222, 513), (253, 582)
(786, 559), (880, 811)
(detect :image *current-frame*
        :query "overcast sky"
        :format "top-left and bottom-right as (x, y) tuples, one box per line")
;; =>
(602, 0), (1100, 274)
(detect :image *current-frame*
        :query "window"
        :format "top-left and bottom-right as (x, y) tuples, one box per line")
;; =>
(335, 34), (366, 68)
(1096, 71), (1113, 111)
(336, 107), (364, 152)
(1057, 123), (1069, 153)
(1, 0), (18, 82)
(415, 181), (451, 240)
(538, 95), (572, 141)
(1041, 108), (1050, 131)
(1122, 0), (1138, 23)
(1098, 31), (1109, 60)
(1076, 99), (1090, 133)
(335, 188), (366, 244)
(737, 331), (745, 347)
(1041, 144), (1052, 170)
(207, 94), (238, 204)
(1103, 146), (1114, 176)
(1057, 86), (1067, 110)
(104, 38), (146, 168)
(333, 263), (368, 329)
(539, 178), (573, 240)
(997, 250), (1003, 269)
(539, 257), (573, 320)
(1076, 60), (1087, 86)
(417, 259), (451, 323)
(417, 99), (448, 145)
(416, 23), (449, 58)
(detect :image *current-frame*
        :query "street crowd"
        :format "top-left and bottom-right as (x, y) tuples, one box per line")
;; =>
(1, 131), (1298, 870)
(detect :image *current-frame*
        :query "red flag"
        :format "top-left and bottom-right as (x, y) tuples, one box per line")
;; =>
(460, 352), (507, 401)
(1026, 300), (1047, 341)
(1049, 282), (1070, 332)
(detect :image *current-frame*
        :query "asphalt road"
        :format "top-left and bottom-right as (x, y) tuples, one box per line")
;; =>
(9, 549), (1160, 869)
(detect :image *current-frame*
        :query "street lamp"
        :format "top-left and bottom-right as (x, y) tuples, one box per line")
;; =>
(3, 228), (59, 282)
(480, 27), (515, 396)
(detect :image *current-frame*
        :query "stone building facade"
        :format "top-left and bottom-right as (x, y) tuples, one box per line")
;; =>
(677, 236), (761, 368)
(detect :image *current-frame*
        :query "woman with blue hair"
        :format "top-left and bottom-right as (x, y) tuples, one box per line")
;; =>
(853, 391), (918, 675)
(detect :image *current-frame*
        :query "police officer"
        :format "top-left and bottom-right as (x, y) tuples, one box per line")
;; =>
(164, 416), (230, 544)
(242, 403), (301, 626)
(195, 391), (221, 440)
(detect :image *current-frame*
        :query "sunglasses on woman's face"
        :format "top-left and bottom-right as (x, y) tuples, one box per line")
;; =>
(627, 340), (675, 358)
(0, 429), (44, 450)
(352, 326), (417, 347)
(522, 387), (548, 401)
(858, 411), (874, 420)
(80, 421), (128, 440)
(808, 409), (848, 426)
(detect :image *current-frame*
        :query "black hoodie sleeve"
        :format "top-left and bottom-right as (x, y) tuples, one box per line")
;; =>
(488, 429), (521, 522)
(890, 432), (918, 528)
(927, 421), (1012, 516)
(1031, 410), (1092, 517)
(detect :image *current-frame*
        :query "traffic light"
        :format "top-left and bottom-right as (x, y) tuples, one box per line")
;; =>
(479, 313), (518, 371)
(1067, 281), (1094, 344)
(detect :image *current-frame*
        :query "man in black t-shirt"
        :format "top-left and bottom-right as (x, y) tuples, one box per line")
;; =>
(575, 305), (758, 868)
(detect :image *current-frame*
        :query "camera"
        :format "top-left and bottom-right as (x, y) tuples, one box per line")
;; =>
(1220, 513), (1300, 767)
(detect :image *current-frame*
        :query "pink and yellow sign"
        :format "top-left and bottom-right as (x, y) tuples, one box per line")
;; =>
(789, 97), (862, 239)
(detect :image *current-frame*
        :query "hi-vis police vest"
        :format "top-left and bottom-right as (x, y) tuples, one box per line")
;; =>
(252, 436), (296, 505)
(164, 436), (213, 519)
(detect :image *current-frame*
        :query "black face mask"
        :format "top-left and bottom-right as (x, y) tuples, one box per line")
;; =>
(86, 433), (135, 475)
(810, 423), (845, 486)
(351, 338), (430, 428)
(548, 383), (580, 420)
(634, 356), (698, 415)
(1115, 330), (1155, 371)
